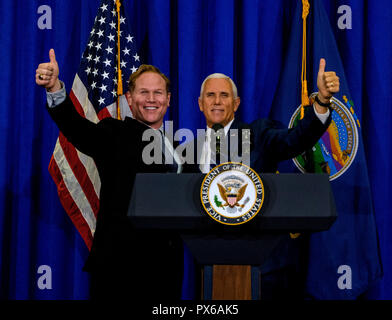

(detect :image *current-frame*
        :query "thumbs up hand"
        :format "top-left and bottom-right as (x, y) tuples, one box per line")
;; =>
(36, 48), (61, 92)
(316, 58), (340, 104)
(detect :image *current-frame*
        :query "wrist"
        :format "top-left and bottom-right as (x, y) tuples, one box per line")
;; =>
(47, 79), (62, 93)
(317, 92), (332, 104)
(315, 93), (332, 107)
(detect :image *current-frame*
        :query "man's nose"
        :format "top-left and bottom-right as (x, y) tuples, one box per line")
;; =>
(214, 95), (221, 105)
(147, 92), (155, 102)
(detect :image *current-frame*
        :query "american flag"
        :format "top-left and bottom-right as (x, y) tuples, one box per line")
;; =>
(48, 0), (141, 250)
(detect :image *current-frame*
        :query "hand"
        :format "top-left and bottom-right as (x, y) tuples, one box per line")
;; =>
(316, 58), (340, 103)
(35, 49), (61, 92)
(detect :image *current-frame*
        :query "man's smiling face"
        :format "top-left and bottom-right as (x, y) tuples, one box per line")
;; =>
(198, 78), (240, 128)
(127, 71), (170, 129)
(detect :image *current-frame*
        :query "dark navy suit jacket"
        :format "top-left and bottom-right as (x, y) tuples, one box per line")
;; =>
(183, 106), (332, 273)
(184, 106), (331, 173)
(47, 95), (184, 299)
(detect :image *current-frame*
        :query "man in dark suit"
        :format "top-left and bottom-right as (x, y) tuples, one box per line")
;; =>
(36, 50), (183, 300)
(184, 58), (340, 299)
(193, 58), (339, 174)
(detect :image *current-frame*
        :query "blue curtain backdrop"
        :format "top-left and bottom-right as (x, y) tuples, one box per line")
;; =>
(0, 0), (390, 299)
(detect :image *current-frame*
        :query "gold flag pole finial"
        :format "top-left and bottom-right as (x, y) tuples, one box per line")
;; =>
(301, 0), (310, 119)
(116, 0), (123, 120)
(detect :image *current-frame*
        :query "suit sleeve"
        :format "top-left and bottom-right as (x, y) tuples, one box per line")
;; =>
(46, 95), (117, 158)
(251, 105), (332, 161)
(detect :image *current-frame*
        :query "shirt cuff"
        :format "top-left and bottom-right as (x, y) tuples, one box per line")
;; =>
(46, 81), (66, 108)
(313, 104), (330, 125)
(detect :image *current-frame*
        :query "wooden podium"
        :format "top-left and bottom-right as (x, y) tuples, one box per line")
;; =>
(127, 173), (337, 300)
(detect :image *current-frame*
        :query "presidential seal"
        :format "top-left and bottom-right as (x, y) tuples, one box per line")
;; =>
(200, 162), (264, 225)
(289, 93), (359, 181)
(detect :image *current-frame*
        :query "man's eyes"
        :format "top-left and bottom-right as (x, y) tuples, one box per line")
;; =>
(140, 90), (162, 94)
(206, 93), (229, 98)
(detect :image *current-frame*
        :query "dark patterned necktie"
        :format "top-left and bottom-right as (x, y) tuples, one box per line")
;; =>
(211, 123), (224, 168)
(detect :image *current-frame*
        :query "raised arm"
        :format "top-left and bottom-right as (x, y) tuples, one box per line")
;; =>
(252, 58), (339, 161)
(35, 49), (112, 157)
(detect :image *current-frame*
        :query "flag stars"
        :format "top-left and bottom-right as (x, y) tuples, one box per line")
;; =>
(99, 84), (107, 93)
(79, 1), (138, 109)
(120, 60), (127, 68)
(103, 58), (111, 67)
(98, 97), (105, 105)
(109, 21), (116, 29)
(102, 71), (110, 80)
(98, 17), (106, 25)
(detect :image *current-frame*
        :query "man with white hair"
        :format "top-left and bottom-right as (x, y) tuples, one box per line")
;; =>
(185, 59), (340, 299)
(194, 58), (339, 174)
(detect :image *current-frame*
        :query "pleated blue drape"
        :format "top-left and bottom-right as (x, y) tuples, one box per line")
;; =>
(0, 0), (391, 299)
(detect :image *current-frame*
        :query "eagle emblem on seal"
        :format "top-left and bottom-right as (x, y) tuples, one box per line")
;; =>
(215, 175), (250, 213)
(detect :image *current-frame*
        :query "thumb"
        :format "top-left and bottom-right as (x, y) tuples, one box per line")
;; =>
(49, 49), (56, 63)
(318, 58), (326, 74)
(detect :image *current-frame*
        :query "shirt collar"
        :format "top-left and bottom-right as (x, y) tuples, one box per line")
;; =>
(206, 118), (235, 137)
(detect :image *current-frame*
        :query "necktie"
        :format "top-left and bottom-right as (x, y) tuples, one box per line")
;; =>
(211, 123), (224, 169)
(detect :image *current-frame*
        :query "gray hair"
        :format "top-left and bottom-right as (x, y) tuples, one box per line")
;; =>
(199, 73), (238, 98)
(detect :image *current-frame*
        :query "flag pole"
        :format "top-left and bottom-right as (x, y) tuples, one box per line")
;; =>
(301, 0), (310, 119)
(290, 0), (311, 240)
(116, 0), (123, 120)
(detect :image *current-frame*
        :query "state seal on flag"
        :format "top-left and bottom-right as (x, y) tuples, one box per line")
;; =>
(200, 162), (264, 225)
(289, 92), (359, 181)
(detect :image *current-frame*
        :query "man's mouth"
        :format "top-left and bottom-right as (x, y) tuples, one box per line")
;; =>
(144, 106), (158, 110)
(211, 108), (224, 113)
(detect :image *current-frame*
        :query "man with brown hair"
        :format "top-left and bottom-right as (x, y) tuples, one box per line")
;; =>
(36, 50), (183, 300)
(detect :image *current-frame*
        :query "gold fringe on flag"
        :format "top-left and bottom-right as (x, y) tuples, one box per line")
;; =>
(116, 0), (123, 120)
(301, 0), (310, 119)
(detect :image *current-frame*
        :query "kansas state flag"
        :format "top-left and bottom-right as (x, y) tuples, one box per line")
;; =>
(271, 0), (382, 299)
